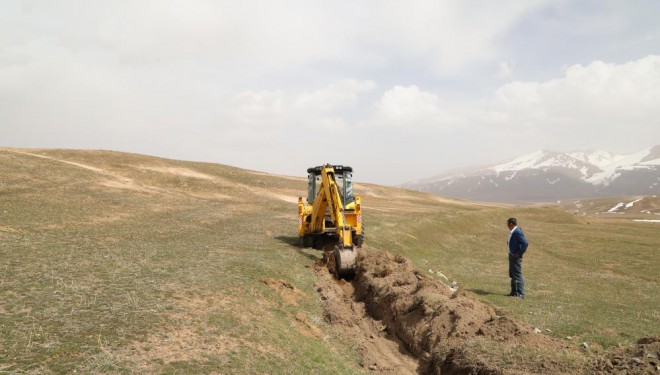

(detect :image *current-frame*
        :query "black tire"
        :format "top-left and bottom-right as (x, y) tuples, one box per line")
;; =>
(312, 236), (323, 250)
(300, 235), (313, 248)
(353, 234), (364, 247)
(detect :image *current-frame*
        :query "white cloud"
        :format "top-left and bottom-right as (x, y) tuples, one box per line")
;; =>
(367, 0), (547, 75)
(229, 90), (290, 129)
(1, 1), (659, 184)
(371, 85), (462, 129)
(310, 117), (349, 131)
(224, 79), (376, 131)
(92, 1), (350, 72)
(492, 55), (660, 132)
(0, 1), (548, 83)
(363, 55), (660, 166)
(293, 79), (376, 114)
(497, 61), (514, 79)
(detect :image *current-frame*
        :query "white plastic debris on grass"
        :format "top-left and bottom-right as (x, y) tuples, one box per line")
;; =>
(428, 269), (449, 281)
(428, 269), (456, 294)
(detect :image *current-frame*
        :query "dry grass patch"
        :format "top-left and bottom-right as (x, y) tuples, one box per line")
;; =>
(121, 289), (241, 371)
(134, 166), (217, 180)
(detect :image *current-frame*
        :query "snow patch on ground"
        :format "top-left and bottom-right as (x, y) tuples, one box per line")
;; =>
(585, 171), (621, 186)
(504, 171), (517, 181)
(492, 150), (547, 173)
(567, 150), (622, 169)
(608, 198), (644, 213)
(625, 198), (643, 209)
(607, 202), (625, 213)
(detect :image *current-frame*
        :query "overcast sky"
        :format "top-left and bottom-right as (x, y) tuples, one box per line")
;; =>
(1, 1), (659, 184)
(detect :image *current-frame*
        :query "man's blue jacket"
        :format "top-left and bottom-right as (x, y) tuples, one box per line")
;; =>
(508, 227), (528, 256)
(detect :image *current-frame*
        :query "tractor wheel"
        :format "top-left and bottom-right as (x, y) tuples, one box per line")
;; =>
(300, 235), (313, 248)
(352, 233), (364, 247)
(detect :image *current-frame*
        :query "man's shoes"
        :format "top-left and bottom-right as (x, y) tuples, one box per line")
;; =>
(516, 294), (525, 300)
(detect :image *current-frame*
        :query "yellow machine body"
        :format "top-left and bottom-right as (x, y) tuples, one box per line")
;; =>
(298, 164), (363, 277)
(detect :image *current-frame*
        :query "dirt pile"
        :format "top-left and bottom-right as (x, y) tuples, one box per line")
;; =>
(262, 278), (307, 306)
(593, 336), (660, 374)
(316, 248), (583, 374)
(315, 258), (421, 374)
(355, 249), (577, 374)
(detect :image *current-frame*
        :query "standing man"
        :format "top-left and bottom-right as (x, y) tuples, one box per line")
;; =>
(507, 218), (528, 299)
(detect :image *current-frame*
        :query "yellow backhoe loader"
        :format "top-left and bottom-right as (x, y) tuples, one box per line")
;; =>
(298, 164), (363, 278)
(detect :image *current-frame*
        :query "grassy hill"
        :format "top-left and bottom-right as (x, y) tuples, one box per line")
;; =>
(0, 148), (658, 374)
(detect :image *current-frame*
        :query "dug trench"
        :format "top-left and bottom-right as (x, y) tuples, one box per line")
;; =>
(314, 247), (584, 374)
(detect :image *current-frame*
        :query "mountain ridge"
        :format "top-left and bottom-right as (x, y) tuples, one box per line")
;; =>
(403, 145), (660, 203)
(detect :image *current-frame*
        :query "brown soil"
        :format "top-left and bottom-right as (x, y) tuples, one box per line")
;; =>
(592, 336), (660, 374)
(314, 257), (421, 374)
(315, 247), (584, 374)
(314, 247), (660, 374)
(123, 290), (244, 372)
(292, 311), (325, 339)
(262, 278), (308, 307)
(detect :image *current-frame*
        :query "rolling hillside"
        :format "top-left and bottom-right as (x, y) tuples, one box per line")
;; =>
(1, 148), (658, 374)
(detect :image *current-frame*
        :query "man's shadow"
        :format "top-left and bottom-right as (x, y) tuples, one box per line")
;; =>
(467, 288), (498, 296)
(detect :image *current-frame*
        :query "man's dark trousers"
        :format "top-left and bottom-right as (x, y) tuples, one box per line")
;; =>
(509, 254), (524, 296)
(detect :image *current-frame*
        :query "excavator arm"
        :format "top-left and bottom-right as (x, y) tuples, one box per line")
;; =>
(310, 166), (354, 250)
(299, 164), (359, 278)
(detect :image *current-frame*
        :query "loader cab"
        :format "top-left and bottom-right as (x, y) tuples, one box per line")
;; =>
(307, 165), (355, 209)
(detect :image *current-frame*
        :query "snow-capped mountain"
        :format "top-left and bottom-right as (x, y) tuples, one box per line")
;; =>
(403, 145), (660, 203)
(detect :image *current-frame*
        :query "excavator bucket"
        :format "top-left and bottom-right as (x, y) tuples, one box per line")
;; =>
(334, 246), (357, 279)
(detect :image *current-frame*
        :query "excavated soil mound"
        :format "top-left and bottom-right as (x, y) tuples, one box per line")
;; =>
(354, 249), (576, 374)
(593, 336), (660, 374)
(315, 258), (421, 374)
(315, 248), (582, 374)
(261, 278), (307, 306)
(314, 247), (656, 374)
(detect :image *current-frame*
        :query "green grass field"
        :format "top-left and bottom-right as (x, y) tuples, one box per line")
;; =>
(0, 148), (658, 373)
